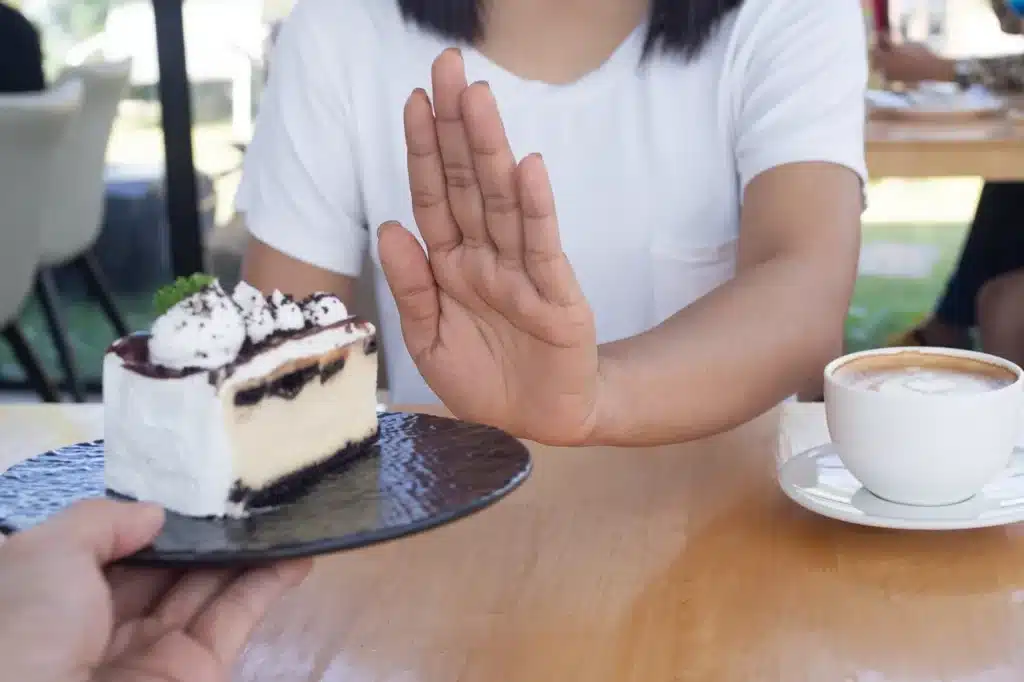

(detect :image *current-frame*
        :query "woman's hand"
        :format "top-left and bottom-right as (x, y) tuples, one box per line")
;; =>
(871, 42), (956, 84)
(0, 499), (311, 682)
(378, 48), (601, 445)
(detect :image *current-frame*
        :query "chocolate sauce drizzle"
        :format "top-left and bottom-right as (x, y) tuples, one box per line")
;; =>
(232, 364), (321, 407)
(231, 333), (380, 407)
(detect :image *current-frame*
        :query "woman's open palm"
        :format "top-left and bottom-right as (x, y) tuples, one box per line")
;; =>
(378, 49), (600, 445)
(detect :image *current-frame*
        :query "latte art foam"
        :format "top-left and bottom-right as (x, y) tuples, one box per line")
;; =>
(842, 366), (1008, 395)
(834, 351), (1018, 397)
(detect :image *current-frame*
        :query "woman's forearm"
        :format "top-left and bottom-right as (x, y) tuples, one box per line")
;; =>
(589, 254), (848, 447)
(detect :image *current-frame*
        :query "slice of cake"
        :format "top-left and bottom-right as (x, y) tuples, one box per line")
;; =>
(103, 275), (379, 518)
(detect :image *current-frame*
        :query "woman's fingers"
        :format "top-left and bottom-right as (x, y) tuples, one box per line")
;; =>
(107, 566), (182, 623)
(152, 569), (240, 631)
(378, 221), (442, 361)
(431, 49), (490, 248)
(461, 81), (523, 268)
(404, 88), (460, 254)
(22, 499), (164, 566)
(406, 50), (574, 316)
(517, 154), (578, 306)
(188, 559), (312, 668)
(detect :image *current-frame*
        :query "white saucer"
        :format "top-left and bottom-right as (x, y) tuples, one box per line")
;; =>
(779, 445), (1024, 530)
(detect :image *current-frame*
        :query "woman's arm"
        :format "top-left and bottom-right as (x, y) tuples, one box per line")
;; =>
(232, 0), (370, 301)
(379, 0), (866, 446)
(242, 235), (357, 305)
(588, 0), (867, 446)
(592, 163), (861, 446)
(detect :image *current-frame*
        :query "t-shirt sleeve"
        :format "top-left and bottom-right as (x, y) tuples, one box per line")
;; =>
(731, 0), (869, 195)
(235, 0), (367, 277)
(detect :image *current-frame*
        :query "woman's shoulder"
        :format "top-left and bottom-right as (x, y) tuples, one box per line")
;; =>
(721, 0), (866, 65)
(728, 0), (864, 33)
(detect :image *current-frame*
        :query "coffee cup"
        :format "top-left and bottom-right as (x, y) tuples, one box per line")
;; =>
(823, 347), (1023, 507)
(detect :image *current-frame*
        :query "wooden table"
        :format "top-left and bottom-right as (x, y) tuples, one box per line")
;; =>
(4, 403), (1024, 681)
(867, 108), (1024, 180)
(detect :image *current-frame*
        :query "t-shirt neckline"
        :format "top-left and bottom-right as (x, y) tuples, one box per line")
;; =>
(461, 23), (646, 104)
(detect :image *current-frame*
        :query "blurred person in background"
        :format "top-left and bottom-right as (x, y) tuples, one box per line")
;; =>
(978, 268), (1024, 367)
(0, 1), (46, 93)
(873, 0), (1024, 353)
(239, 0), (868, 446)
(874, 0), (1024, 88)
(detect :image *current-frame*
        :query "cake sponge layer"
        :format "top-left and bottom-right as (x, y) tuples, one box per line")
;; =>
(226, 342), (379, 493)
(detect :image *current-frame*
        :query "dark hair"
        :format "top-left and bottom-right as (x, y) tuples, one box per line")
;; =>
(398, 0), (747, 61)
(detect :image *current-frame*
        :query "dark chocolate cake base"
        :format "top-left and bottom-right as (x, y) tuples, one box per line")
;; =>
(228, 431), (379, 512)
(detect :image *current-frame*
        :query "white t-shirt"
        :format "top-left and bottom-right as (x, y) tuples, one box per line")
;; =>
(236, 0), (868, 406)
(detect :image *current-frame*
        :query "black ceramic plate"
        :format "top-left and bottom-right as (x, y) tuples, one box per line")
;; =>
(0, 412), (531, 566)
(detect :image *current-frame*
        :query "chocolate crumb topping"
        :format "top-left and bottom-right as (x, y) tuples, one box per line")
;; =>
(108, 318), (376, 384)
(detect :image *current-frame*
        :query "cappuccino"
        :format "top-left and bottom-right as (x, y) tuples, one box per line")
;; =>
(834, 351), (1018, 396)
(825, 347), (1024, 506)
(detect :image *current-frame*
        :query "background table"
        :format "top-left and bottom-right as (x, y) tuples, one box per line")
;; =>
(3, 404), (1024, 681)
(867, 100), (1024, 180)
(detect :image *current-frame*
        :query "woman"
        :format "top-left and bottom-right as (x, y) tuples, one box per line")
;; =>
(872, 0), (1024, 351)
(238, 0), (867, 446)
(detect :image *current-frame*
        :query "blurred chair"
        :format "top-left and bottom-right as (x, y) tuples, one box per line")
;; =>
(0, 80), (84, 403)
(35, 59), (131, 402)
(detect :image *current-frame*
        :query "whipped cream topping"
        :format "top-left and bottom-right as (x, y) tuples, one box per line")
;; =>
(232, 281), (276, 344)
(144, 280), (362, 371)
(148, 282), (247, 370)
(231, 280), (264, 311)
(302, 293), (349, 327)
(270, 290), (306, 332)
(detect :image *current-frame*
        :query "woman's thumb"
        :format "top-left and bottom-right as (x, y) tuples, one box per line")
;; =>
(21, 499), (164, 565)
(378, 221), (441, 360)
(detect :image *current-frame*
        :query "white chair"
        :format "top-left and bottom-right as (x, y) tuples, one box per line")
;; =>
(35, 59), (131, 402)
(0, 80), (84, 402)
